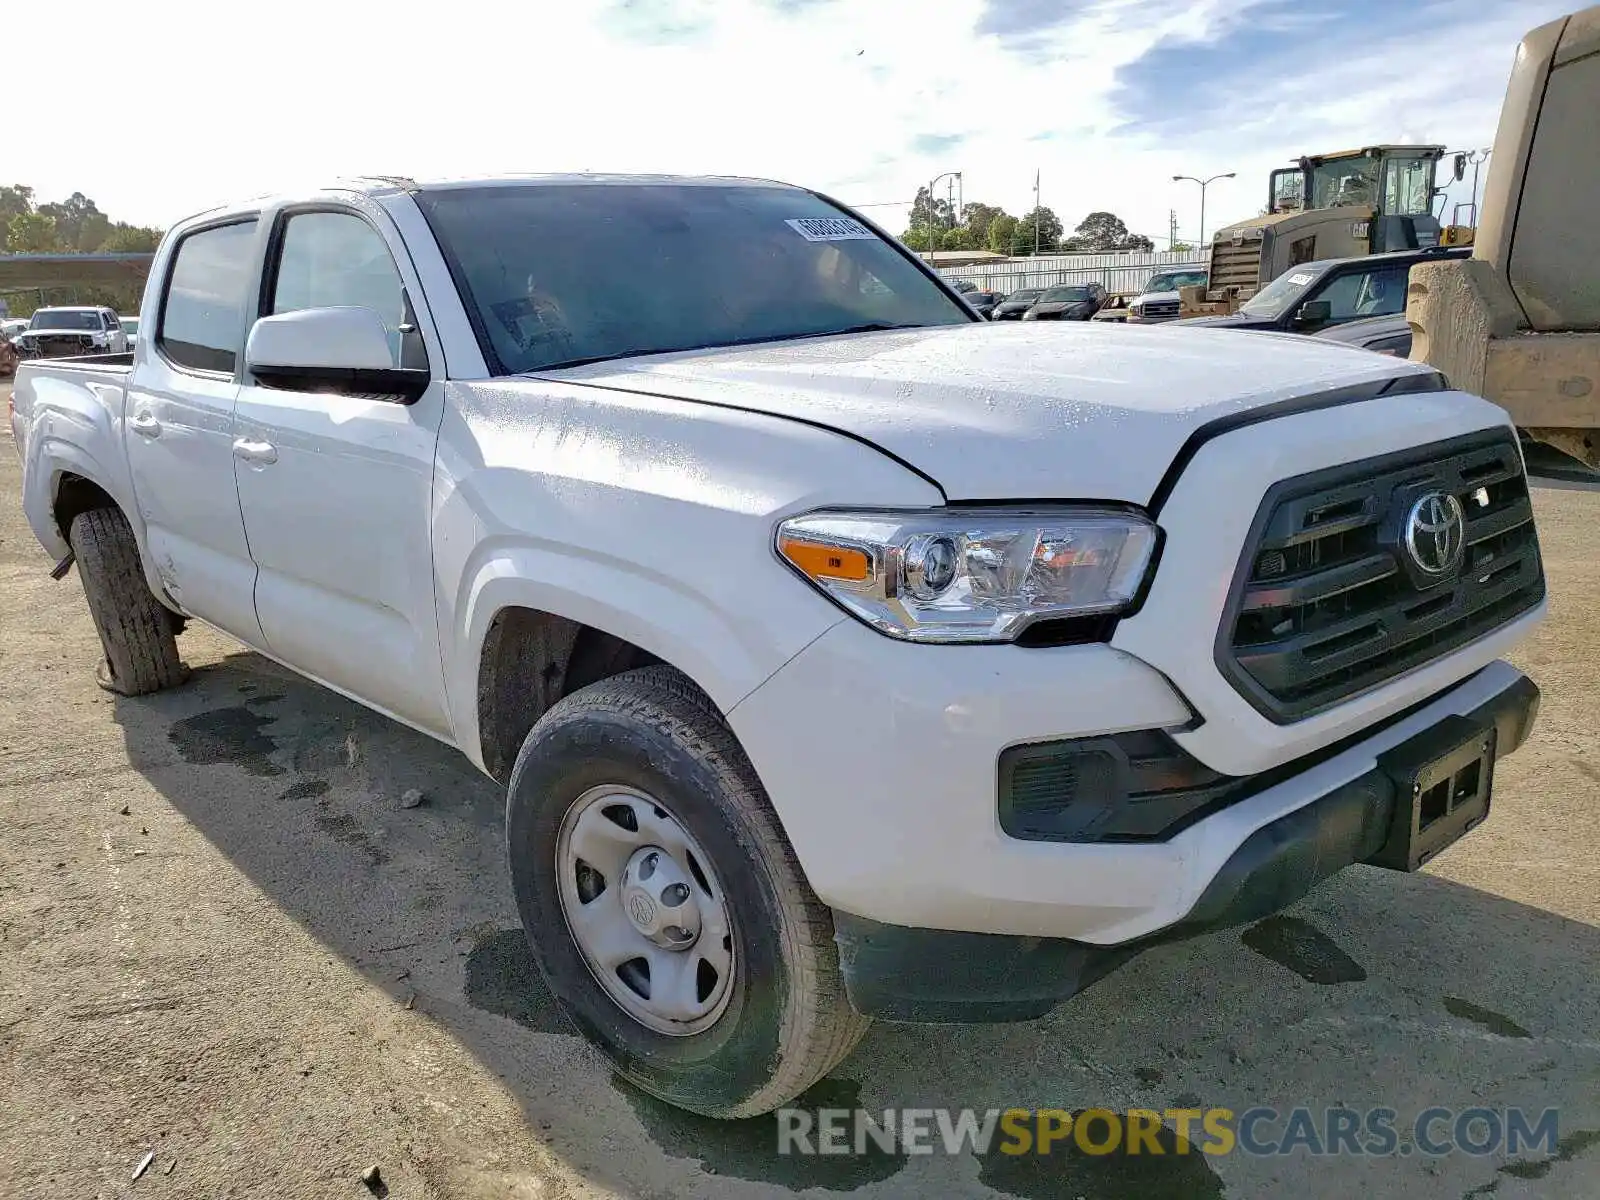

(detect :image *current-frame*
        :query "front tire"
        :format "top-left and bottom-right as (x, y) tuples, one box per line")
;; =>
(69, 507), (188, 696)
(505, 665), (868, 1118)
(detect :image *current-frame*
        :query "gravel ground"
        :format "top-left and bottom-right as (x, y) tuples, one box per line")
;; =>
(2, 386), (1597, 1199)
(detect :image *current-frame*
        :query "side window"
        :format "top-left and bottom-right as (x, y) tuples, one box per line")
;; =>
(1312, 266), (1408, 322)
(159, 220), (259, 373)
(269, 211), (421, 369)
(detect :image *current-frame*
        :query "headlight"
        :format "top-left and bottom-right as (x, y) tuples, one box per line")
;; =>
(776, 507), (1159, 642)
(1021, 310), (1037, 321)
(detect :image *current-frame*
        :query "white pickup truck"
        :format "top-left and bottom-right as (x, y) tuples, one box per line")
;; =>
(11, 174), (1547, 1119)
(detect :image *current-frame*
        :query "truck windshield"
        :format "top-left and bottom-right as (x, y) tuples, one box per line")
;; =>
(415, 183), (972, 375)
(1144, 272), (1206, 293)
(1310, 156), (1379, 209)
(29, 310), (99, 331)
(1238, 269), (1318, 320)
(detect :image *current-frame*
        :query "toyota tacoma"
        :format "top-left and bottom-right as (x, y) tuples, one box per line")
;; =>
(12, 174), (1546, 1118)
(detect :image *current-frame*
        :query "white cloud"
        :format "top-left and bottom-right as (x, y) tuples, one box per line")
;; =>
(4, 0), (1571, 247)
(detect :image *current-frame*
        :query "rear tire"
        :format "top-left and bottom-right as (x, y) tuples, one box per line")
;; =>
(69, 507), (188, 696)
(505, 664), (868, 1118)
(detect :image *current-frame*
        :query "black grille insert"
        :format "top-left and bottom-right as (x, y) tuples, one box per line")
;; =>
(1218, 431), (1544, 722)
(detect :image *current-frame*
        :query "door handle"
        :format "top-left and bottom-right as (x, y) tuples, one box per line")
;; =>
(129, 411), (161, 438)
(232, 437), (278, 465)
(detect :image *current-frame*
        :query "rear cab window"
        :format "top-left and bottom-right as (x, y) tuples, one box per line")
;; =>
(158, 220), (259, 373)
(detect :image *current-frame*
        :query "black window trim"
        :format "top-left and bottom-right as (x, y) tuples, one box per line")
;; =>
(154, 214), (263, 381)
(252, 201), (433, 403)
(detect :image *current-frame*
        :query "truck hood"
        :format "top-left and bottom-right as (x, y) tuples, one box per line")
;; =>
(542, 323), (1428, 504)
(1133, 289), (1180, 306)
(1173, 313), (1279, 330)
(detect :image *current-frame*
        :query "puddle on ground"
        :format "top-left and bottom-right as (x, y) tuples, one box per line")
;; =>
(1241, 916), (1367, 984)
(619, 1075), (908, 1191)
(278, 779), (330, 801)
(975, 1110), (1225, 1200)
(168, 706), (284, 777)
(462, 928), (571, 1036)
(1442, 996), (1531, 1038)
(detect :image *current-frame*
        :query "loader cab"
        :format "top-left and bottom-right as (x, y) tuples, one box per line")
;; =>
(1266, 146), (1446, 252)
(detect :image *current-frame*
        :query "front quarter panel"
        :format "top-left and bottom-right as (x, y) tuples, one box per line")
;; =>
(435, 378), (942, 771)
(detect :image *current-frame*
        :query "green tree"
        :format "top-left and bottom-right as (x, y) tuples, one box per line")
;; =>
(903, 185), (956, 246)
(1072, 211), (1131, 251)
(1118, 232), (1156, 252)
(98, 223), (163, 253)
(957, 201), (1004, 248)
(0, 184), (35, 224)
(1170, 241), (1195, 253)
(987, 213), (1019, 254)
(6, 211), (60, 252)
(38, 192), (110, 252)
(1014, 206), (1063, 254)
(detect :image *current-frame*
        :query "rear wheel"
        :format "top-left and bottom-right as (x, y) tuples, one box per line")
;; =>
(505, 665), (868, 1117)
(69, 507), (188, 696)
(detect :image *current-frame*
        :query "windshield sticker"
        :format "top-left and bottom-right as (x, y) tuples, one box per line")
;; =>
(785, 217), (876, 242)
(1287, 272), (1314, 286)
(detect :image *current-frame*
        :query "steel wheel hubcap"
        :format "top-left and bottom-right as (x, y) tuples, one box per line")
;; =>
(555, 785), (735, 1035)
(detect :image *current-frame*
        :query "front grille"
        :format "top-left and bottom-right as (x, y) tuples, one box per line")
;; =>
(1219, 431), (1544, 722)
(1139, 300), (1180, 320)
(1208, 242), (1263, 295)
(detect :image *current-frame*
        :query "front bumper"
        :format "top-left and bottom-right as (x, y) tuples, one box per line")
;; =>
(833, 670), (1538, 1022)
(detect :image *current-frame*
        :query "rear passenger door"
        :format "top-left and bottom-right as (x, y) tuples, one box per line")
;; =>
(232, 206), (452, 735)
(125, 218), (266, 644)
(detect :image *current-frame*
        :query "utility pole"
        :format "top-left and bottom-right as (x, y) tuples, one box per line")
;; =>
(925, 169), (962, 262)
(1033, 168), (1041, 255)
(1168, 208), (1178, 251)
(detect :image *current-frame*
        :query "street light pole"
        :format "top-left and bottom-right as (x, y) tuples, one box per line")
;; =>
(926, 169), (962, 262)
(1172, 172), (1236, 250)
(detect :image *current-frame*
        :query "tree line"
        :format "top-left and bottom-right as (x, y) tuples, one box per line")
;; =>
(898, 186), (1159, 256)
(1, 185), (164, 316)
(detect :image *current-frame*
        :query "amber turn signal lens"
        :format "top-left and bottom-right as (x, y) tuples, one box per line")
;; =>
(779, 536), (871, 582)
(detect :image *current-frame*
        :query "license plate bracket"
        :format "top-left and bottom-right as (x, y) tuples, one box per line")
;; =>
(1369, 714), (1497, 872)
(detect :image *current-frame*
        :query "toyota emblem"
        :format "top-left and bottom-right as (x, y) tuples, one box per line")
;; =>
(1404, 491), (1465, 575)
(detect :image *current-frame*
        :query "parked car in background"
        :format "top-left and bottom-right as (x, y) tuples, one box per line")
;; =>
(1173, 247), (1468, 336)
(1021, 283), (1107, 321)
(1312, 313), (1412, 357)
(947, 278), (979, 294)
(1127, 269), (1210, 323)
(964, 290), (1004, 318)
(15, 307), (129, 358)
(1, 317), (29, 345)
(990, 288), (1043, 320)
(120, 316), (141, 349)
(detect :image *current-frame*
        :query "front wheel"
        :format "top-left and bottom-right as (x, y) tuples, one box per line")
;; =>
(69, 507), (188, 695)
(505, 665), (868, 1118)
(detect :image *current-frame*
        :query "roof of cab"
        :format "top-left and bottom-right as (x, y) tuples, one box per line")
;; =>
(341, 172), (798, 194)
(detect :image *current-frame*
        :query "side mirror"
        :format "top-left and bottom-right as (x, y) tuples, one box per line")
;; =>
(246, 307), (428, 403)
(1294, 299), (1333, 326)
(1454, 153), (1467, 181)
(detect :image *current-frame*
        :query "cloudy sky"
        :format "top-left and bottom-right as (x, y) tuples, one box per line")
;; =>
(10, 0), (1575, 245)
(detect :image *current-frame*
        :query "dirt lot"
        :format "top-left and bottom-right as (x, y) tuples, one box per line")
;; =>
(2, 385), (1597, 1200)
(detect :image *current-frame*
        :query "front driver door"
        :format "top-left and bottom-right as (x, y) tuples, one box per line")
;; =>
(231, 205), (451, 736)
